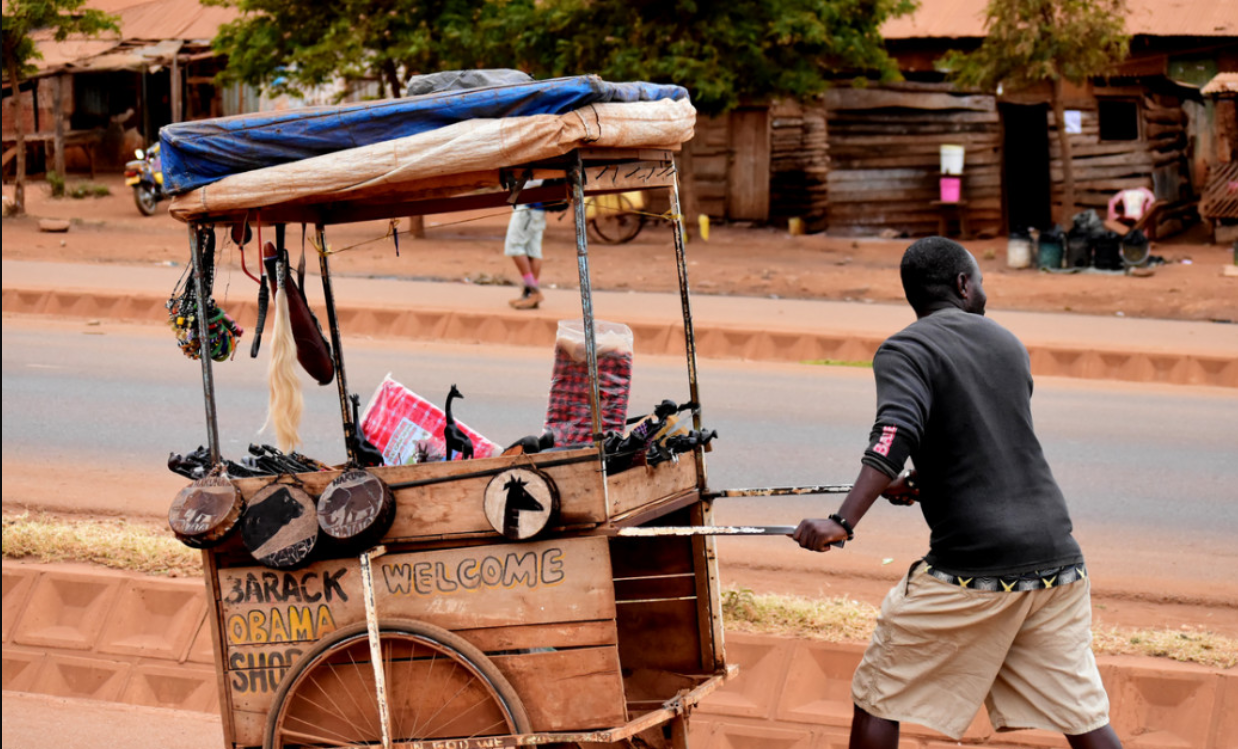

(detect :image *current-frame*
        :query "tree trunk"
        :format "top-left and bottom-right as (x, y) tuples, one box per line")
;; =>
(1052, 76), (1076, 226)
(382, 59), (402, 99)
(53, 75), (66, 180)
(7, 58), (27, 215)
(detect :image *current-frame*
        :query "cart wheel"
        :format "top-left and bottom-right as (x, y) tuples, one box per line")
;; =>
(588, 194), (644, 244)
(265, 619), (531, 748)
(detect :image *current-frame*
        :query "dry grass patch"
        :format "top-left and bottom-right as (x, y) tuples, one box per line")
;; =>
(721, 587), (1237, 670)
(2, 512), (201, 577)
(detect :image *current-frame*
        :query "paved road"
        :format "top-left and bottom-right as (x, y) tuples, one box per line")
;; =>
(3, 316), (1237, 602)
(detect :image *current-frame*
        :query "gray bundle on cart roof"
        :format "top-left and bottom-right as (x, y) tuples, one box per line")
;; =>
(159, 72), (689, 196)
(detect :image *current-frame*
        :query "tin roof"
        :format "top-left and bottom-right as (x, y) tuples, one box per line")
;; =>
(29, 0), (237, 74)
(88, 0), (237, 42)
(1202, 72), (1238, 94)
(883, 0), (1238, 39)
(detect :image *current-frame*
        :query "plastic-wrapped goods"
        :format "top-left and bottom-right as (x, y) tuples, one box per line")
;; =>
(360, 374), (500, 464)
(544, 320), (633, 447)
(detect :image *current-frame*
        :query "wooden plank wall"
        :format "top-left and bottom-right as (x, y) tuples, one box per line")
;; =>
(1048, 92), (1192, 237)
(685, 109), (773, 222)
(824, 83), (1002, 236)
(686, 115), (730, 220)
(769, 99), (829, 228)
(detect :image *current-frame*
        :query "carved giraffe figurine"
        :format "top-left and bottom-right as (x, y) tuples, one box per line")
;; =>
(443, 384), (474, 460)
(501, 476), (544, 538)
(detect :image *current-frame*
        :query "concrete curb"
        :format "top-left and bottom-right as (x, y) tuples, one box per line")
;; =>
(4, 286), (1236, 388)
(3, 563), (1233, 747)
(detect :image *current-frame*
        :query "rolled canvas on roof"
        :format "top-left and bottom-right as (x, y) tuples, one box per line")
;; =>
(159, 75), (688, 195)
(168, 98), (696, 220)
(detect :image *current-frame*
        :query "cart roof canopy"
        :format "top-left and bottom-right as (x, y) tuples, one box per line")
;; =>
(161, 75), (692, 219)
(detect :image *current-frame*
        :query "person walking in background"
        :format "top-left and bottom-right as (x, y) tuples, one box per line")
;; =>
(505, 202), (547, 310)
(794, 236), (1123, 749)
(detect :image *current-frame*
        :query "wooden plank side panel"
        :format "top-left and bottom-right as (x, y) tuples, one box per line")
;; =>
(616, 598), (702, 674)
(230, 449), (605, 545)
(225, 619), (620, 717)
(217, 536), (615, 650)
(494, 647), (627, 731)
(606, 452), (699, 519)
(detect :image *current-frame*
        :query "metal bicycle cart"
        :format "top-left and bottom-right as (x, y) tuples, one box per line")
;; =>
(162, 78), (749, 749)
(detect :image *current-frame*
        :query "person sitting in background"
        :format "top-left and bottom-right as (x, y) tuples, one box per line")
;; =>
(1107, 187), (1157, 225)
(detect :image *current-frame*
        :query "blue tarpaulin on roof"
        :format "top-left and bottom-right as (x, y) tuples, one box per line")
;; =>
(159, 76), (688, 195)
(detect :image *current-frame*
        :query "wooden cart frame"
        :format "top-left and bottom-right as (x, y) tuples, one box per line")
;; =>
(178, 146), (741, 749)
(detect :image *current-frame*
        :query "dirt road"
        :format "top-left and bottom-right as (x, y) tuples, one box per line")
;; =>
(5, 174), (1237, 322)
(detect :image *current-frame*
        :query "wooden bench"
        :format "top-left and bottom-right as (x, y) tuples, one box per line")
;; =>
(931, 200), (971, 239)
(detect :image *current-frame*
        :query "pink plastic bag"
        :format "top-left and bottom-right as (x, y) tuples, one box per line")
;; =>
(360, 374), (499, 464)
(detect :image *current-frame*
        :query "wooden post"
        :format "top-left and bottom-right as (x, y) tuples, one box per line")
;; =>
(6, 58), (26, 214)
(170, 54), (182, 124)
(407, 214), (425, 238)
(1052, 76), (1076, 224)
(52, 75), (66, 179)
(677, 141), (700, 238)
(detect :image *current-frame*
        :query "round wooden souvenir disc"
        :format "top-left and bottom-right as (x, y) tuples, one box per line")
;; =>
(241, 481), (319, 569)
(317, 470), (396, 548)
(168, 476), (244, 549)
(483, 468), (559, 540)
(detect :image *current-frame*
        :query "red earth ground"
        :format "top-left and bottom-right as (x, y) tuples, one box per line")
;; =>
(4, 174), (1237, 323)
(4, 175), (1237, 642)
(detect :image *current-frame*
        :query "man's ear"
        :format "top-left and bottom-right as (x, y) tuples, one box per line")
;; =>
(955, 272), (970, 300)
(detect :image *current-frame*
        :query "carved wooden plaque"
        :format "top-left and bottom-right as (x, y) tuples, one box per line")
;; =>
(483, 468), (559, 540)
(242, 482), (319, 569)
(168, 476), (244, 549)
(316, 469), (395, 549)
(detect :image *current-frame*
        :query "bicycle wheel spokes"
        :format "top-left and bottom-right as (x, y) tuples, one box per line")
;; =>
(268, 622), (530, 749)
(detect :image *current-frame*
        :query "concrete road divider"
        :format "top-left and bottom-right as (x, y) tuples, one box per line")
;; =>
(4, 283), (1236, 388)
(3, 563), (1234, 746)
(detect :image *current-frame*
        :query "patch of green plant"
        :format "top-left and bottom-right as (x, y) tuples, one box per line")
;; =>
(46, 171), (66, 198)
(63, 181), (111, 199)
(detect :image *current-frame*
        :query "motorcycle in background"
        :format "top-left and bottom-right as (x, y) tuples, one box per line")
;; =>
(125, 142), (164, 216)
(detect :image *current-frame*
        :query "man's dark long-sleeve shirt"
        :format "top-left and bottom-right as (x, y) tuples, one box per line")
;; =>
(862, 308), (1083, 577)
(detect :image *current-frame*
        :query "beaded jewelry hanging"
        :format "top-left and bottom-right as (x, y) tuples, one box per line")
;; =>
(167, 226), (244, 362)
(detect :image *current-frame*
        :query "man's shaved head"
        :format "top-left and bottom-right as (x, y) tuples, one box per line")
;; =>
(899, 236), (984, 315)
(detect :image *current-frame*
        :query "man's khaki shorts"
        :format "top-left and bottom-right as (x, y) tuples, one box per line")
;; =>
(851, 561), (1110, 739)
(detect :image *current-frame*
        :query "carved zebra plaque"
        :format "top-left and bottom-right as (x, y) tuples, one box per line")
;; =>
(242, 481), (319, 569)
(483, 467), (559, 541)
(168, 476), (244, 549)
(317, 469), (395, 549)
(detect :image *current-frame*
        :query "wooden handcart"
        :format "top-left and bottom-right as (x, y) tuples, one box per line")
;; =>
(162, 79), (740, 749)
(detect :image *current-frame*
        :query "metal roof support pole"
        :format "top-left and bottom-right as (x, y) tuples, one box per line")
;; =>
(189, 223), (221, 465)
(568, 154), (608, 495)
(668, 167), (706, 489)
(315, 222), (359, 465)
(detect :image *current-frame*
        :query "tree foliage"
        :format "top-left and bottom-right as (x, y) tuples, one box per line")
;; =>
(208, 0), (539, 98)
(2, 0), (118, 83)
(526, 0), (915, 116)
(939, 0), (1128, 92)
(209, 0), (914, 113)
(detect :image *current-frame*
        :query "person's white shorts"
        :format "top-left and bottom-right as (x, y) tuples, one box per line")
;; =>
(851, 561), (1110, 740)
(504, 206), (546, 259)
